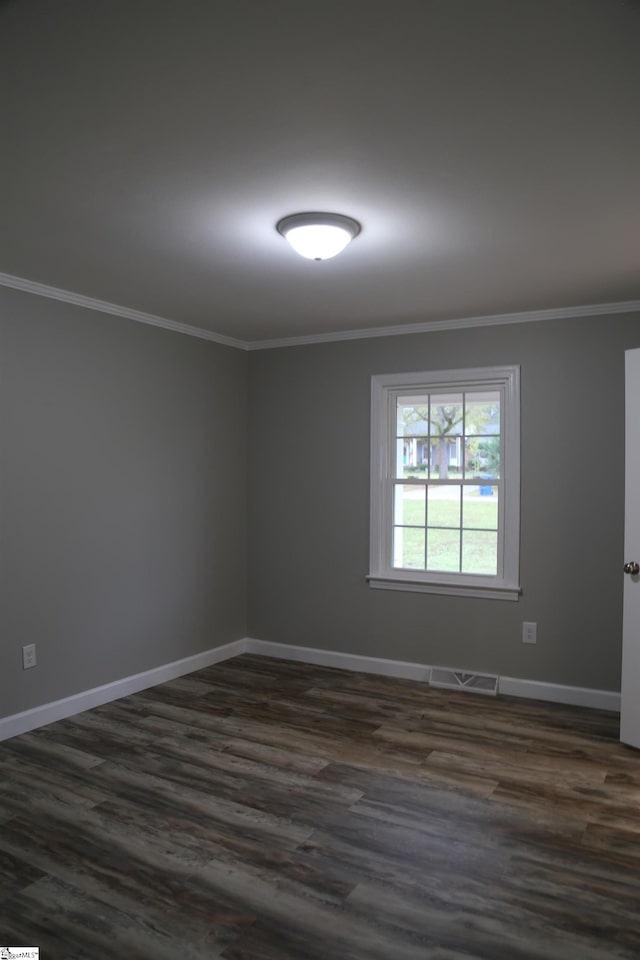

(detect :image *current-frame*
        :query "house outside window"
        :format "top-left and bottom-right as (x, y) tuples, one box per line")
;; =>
(369, 365), (520, 601)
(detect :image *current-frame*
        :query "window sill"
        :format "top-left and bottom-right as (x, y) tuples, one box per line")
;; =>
(367, 574), (521, 602)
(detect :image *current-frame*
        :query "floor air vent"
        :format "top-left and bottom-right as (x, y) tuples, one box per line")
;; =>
(429, 667), (499, 696)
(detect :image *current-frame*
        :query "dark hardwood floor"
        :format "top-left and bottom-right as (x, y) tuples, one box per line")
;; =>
(0, 653), (639, 959)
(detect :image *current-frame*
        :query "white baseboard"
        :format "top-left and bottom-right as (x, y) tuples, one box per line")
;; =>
(0, 636), (621, 742)
(0, 639), (248, 742)
(498, 675), (621, 712)
(244, 638), (431, 682)
(245, 639), (621, 713)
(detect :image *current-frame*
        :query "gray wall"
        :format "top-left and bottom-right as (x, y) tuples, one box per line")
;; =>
(248, 312), (640, 692)
(2, 290), (638, 720)
(0, 286), (247, 718)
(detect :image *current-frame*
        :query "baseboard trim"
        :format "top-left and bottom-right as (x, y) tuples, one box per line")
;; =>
(0, 639), (248, 742)
(498, 675), (621, 712)
(245, 638), (431, 681)
(245, 639), (621, 712)
(0, 636), (621, 741)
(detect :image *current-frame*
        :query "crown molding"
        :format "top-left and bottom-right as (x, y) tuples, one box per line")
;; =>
(1, 270), (638, 352)
(245, 299), (640, 349)
(0, 271), (248, 350)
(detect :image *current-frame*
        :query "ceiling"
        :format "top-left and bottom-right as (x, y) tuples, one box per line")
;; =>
(1, 0), (638, 345)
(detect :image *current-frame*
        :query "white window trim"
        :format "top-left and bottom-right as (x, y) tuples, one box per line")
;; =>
(368, 365), (521, 601)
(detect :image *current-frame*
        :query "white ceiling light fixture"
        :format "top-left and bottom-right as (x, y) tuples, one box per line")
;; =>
(276, 212), (361, 261)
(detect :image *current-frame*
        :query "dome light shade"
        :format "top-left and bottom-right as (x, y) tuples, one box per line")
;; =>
(276, 212), (361, 260)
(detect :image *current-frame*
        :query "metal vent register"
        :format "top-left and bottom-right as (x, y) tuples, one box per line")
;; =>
(429, 667), (499, 696)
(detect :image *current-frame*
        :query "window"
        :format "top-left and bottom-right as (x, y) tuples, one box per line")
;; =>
(369, 366), (520, 600)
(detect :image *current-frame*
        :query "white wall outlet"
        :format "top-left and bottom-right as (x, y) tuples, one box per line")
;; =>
(522, 621), (537, 644)
(22, 643), (37, 669)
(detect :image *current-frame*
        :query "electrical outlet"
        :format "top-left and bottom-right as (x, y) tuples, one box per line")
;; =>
(22, 643), (37, 669)
(522, 621), (537, 644)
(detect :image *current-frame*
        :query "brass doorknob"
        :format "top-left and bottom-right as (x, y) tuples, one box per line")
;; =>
(624, 561), (640, 575)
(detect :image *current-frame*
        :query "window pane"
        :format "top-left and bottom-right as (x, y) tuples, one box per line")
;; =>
(431, 436), (464, 479)
(465, 393), (500, 435)
(464, 436), (501, 479)
(427, 485), (461, 528)
(427, 528), (460, 572)
(393, 527), (425, 569)
(462, 485), (498, 530)
(397, 402), (429, 437)
(430, 394), (464, 436)
(397, 437), (429, 479)
(394, 484), (426, 526)
(462, 530), (498, 575)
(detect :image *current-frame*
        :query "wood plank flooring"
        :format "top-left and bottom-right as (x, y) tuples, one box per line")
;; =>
(1, 653), (639, 959)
